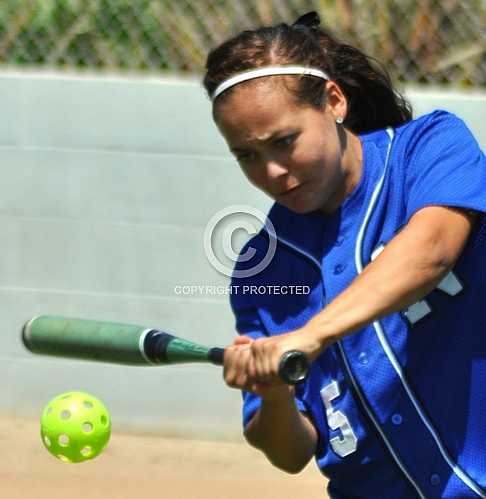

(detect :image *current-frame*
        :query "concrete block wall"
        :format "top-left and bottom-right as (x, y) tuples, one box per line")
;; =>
(0, 71), (484, 438)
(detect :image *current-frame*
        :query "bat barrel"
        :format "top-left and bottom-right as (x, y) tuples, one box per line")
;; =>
(22, 315), (223, 367)
(22, 315), (155, 365)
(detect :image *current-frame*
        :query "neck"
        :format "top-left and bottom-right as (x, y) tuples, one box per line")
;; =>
(320, 129), (363, 215)
(343, 131), (363, 196)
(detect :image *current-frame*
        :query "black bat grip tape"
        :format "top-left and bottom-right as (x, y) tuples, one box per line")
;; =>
(208, 347), (224, 365)
(278, 350), (310, 385)
(144, 330), (175, 363)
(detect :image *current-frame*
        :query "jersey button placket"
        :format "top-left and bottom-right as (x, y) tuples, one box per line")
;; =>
(358, 351), (369, 365)
(333, 263), (346, 275)
(429, 474), (441, 486)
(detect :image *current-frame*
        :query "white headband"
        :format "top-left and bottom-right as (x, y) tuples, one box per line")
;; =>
(211, 66), (329, 102)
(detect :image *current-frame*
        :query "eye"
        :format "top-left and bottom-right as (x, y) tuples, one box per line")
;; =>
(235, 151), (256, 164)
(274, 133), (298, 148)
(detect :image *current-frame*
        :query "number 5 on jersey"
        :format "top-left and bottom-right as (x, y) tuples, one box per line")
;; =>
(321, 380), (358, 457)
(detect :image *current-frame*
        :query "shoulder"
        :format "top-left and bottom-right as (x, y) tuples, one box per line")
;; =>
(395, 109), (467, 135)
(393, 110), (475, 159)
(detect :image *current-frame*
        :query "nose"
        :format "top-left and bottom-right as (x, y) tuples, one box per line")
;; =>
(264, 158), (288, 181)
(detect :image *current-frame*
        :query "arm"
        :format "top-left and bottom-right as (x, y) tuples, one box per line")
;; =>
(243, 387), (318, 474)
(306, 206), (476, 347)
(224, 336), (318, 473)
(248, 206), (477, 377)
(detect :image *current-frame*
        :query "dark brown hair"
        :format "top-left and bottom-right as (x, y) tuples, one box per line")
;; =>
(203, 12), (412, 133)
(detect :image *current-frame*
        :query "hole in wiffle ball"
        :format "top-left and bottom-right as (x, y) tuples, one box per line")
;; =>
(82, 422), (93, 433)
(61, 395), (71, 400)
(100, 415), (108, 425)
(80, 446), (92, 457)
(58, 454), (70, 462)
(44, 436), (51, 447)
(60, 410), (71, 420)
(58, 434), (70, 446)
(83, 400), (94, 409)
(46, 407), (53, 415)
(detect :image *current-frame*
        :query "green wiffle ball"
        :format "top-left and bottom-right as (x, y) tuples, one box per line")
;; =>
(40, 391), (111, 463)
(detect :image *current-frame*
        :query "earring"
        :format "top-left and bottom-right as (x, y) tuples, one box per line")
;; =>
(336, 116), (344, 124)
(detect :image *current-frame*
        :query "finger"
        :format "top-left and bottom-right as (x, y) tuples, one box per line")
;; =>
(233, 335), (253, 346)
(252, 339), (288, 384)
(251, 338), (273, 382)
(225, 345), (256, 390)
(250, 338), (265, 379)
(235, 345), (248, 387)
(247, 354), (257, 379)
(223, 345), (244, 387)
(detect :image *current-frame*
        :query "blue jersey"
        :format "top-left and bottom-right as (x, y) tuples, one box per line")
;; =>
(230, 111), (486, 499)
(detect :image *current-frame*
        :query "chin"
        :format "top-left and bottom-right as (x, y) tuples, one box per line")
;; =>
(279, 198), (320, 214)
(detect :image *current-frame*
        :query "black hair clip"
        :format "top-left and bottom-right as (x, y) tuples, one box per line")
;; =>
(292, 11), (321, 29)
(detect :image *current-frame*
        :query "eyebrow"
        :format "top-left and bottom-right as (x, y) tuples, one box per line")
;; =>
(230, 129), (295, 153)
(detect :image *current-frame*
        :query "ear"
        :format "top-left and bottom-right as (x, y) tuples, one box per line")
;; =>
(324, 81), (348, 121)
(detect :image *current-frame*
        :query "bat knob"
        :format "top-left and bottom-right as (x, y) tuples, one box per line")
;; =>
(278, 350), (309, 385)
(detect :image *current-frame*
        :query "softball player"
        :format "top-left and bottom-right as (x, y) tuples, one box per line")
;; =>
(204, 12), (486, 499)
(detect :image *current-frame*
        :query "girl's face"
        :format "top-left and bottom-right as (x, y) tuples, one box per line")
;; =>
(214, 78), (362, 214)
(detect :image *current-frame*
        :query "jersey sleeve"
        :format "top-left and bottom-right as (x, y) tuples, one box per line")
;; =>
(403, 110), (486, 221)
(229, 283), (308, 429)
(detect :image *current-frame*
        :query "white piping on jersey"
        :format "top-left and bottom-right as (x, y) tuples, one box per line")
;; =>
(353, 128), (486, 498)
(336, 341), (427, 499)
(277, 245), (321, 270)
(342, 128), (427, 499)
(269, 129), (426, 498)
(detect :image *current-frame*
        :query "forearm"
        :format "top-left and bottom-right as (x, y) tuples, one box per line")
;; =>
(244, 388), (317, 473)
(305, 207), (475, 350)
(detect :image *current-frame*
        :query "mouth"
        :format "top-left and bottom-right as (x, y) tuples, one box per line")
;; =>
(277, 183), (305, 198)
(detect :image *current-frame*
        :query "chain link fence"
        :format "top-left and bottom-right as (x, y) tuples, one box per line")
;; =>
(0, 0), (484, 86)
